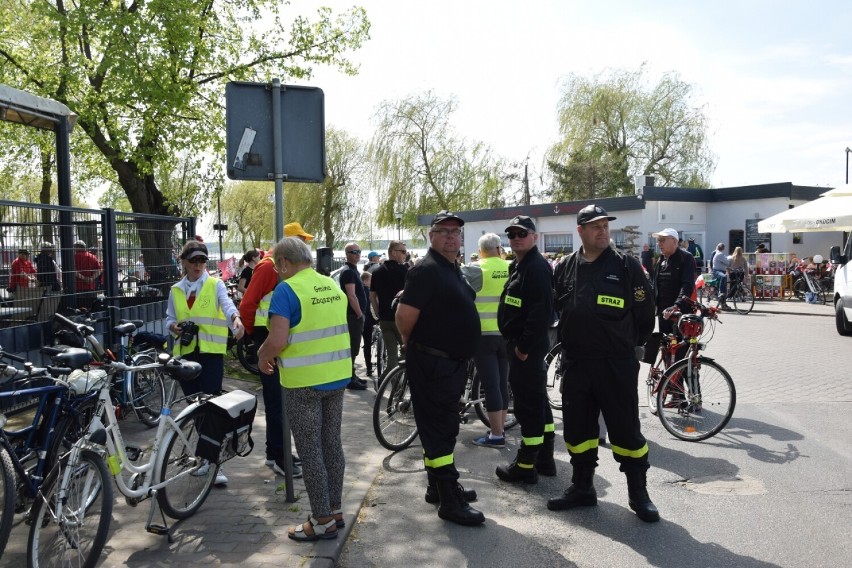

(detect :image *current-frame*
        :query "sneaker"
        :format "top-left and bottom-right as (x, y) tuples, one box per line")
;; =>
(215, 468), (228, 486)
(346, 378), (367, 390)
(292, 454), (302, 467)
(473, 434), (506, 449)
(193, 461), (211, 477)
(267, 457), (303, 479)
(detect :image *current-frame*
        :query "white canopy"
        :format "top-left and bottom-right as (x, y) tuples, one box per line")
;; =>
(0, 84), (77, 132)
(757, 185), (852, 233)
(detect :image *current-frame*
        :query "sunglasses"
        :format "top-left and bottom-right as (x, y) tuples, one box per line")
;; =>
(187, 256), (208, 264)
(347, 249), (362, 255)
(507, 230), (529, 239)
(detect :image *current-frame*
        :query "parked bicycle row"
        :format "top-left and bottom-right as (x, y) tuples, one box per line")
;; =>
(1, 310), (259, 567)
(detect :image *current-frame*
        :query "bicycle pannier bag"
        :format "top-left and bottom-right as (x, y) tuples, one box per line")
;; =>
(194, 389), (257, 464)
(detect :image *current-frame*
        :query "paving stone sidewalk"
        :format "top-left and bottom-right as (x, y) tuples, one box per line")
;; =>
(1, 364), (385, 568)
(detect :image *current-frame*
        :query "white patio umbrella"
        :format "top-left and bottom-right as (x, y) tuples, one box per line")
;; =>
(758, 184), (852, 233)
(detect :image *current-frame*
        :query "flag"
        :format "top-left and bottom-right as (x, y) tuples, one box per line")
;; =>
(218, 256), (237, 280)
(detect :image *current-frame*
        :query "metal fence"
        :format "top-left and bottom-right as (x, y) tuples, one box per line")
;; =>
(0, 200), (194, 360)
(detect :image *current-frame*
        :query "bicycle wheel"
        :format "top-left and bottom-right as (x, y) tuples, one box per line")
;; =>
(544, 343), (564, 411)
(27, 449), (112, 568)
(236, 335), (260, 375)
(156, 414), (216, 519)
(48, 395), (100, 473)
(130, 353), (167, 428)
(372, 327), (386, 382)
(372, 365), (419, 451)
(730, 284), (754, 315)
(0, 445), (15, 561)
(656, 357), (736, 442)
(472, 372), (518, 430)
(793, 278), (807, 300)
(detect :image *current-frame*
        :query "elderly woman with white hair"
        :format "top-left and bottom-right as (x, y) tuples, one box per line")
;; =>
(257, 237), (350, 542)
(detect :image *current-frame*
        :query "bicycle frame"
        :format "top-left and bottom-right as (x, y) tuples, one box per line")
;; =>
(86, 360), (201, 500)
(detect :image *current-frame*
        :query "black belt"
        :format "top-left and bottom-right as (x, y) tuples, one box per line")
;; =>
(409, 341), (464, 362)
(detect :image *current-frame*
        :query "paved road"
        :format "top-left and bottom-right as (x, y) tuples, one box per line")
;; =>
(339, 302), (852, 568)
(2, 300), (850, 567)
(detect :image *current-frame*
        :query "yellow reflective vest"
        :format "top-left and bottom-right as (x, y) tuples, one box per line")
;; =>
(476, 256), (510, 335)
(171, 277), (229, 356)
(254, 256), (279, 330)
(277, 269), (351, 388)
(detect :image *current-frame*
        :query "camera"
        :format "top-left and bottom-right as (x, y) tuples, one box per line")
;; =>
(177, 321), (199, 347)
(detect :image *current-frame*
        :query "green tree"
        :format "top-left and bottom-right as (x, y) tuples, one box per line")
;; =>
(0, 1), (370, 217)
(547, 65), (715, 200)
(219, 181), (275, 252)
(284, 127), (368, 248)
(369, 91), (507, 233)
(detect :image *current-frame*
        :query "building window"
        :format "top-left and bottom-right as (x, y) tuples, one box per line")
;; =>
(543, 233), (572, 255)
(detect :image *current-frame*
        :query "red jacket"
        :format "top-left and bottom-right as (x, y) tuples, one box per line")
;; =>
(239, 254), (278, 335)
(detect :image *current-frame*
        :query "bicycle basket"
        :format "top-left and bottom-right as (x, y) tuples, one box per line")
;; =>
(677, 313), (704, 339)
(194, 389), (257, 464)
(66, 368), (108, 395)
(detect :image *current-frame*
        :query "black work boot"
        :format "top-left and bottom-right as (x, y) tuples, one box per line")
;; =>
(535, 433), (557, 477)
(495, 444), (539, 484)
(436, 478), (485, 526)
(625, 468), (660, 523)
(425, 477), (478, 504)
(547, 464), (597, 511)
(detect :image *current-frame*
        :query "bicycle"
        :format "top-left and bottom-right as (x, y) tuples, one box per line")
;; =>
(644, 297), (736, 441)
(45, 349), (228, 545)
(53, 312), (168, 428)
(0, 347), (113, 567)
(368, 326), (386, 391)
(372, 357), (517, 451)
(696, 273), (722, 304)
(727, 270), (755, 314)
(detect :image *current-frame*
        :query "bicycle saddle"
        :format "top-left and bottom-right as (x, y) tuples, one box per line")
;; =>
(113, 322), (137, 336)
(162, 358), (202, 381)
(45, 347), (94, 369)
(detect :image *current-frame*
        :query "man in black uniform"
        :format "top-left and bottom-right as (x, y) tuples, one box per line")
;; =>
(495, 215), (556, 484)
(396, 210), (484, 526)
(651, 228), (695, 334)
(548, 204), (659, 522)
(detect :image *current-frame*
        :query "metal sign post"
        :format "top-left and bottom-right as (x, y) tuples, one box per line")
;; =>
(225, 79), (326, 502)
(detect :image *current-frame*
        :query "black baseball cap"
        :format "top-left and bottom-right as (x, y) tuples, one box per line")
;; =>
(577, 204), (616, 225)
(431, 210), (465, 226)
(504, 215), (536, 232)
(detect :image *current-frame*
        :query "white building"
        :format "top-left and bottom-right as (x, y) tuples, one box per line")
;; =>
(417, 179), (843, 263)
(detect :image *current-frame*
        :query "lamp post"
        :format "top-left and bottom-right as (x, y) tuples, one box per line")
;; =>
(394, 211), (402, 240)
(846, 147), (851, 184)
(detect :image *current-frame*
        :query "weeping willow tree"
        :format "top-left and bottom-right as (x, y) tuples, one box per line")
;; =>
(369, 91), (508, 236)
(279, 127), (368, 249)
(546, 65), (716, 200)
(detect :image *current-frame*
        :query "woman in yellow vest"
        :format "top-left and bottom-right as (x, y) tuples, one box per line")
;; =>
(257, 237), (350, 542)
(166, 240), (245, 484)
(461, 233), (511, 448)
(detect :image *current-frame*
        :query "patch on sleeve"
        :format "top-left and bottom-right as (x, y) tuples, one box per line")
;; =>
(634, 286), (646, 302)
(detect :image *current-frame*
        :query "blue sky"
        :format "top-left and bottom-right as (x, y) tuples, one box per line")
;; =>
(281, 0), (852, 192)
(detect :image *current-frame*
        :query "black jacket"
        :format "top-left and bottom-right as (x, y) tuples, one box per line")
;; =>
(652, 247), (695, 314)
(554, 247), (655, 360)
(497, 246), (553, 354)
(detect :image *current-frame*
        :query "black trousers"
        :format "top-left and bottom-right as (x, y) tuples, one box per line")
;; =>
(562, 357), (649, 473)
(406, 347), (467, 480)
(346, 313), (364, 378)
(507, 339), (553, 447)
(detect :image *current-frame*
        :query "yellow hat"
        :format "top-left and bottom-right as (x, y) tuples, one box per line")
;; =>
(284, 222), (314, 242)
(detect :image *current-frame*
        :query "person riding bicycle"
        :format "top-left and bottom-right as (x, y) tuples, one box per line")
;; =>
(549, 204), (659, 523)
(712, 245), (732, 310)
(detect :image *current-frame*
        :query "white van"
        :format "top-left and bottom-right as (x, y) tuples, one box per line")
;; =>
(830, 239), (852, 335)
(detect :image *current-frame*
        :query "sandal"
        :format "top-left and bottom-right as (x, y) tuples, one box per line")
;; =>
(288, 515), (338, 542)
(333, 508), (345, 528)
